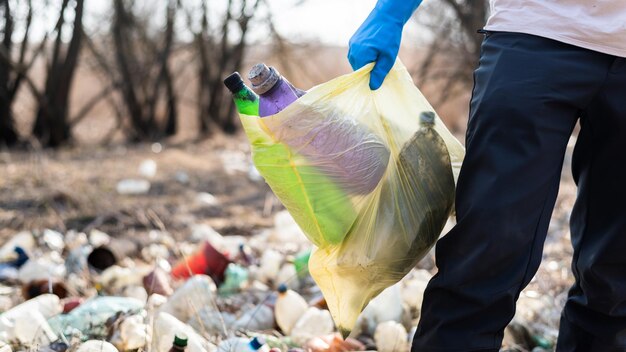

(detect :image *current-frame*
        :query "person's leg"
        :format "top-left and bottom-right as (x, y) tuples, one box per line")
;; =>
(556, 57), (626, 352)
(411, 32), (610, 351)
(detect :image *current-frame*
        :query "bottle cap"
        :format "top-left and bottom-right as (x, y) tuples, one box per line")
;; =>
(248, 63), (280, 95)
(419, 111), (436, 125)
(224, 72), (245, 94)
(173, 334), (188, 347)
(249, 337), (266, 350)
(277, 283), (288, 294)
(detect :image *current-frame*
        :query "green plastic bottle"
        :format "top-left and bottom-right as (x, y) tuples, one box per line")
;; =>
(168, 334), (188, 351)
(224, 72), (259, 116)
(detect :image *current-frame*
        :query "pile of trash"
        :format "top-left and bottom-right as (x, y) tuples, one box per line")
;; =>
(0, 211), (438, 352)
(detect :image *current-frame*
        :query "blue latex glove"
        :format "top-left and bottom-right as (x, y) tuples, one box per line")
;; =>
(348, 0), (423, 90)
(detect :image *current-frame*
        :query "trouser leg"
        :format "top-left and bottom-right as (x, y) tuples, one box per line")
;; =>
(556, 57), (626, 352)
(411, 32), (609, 351)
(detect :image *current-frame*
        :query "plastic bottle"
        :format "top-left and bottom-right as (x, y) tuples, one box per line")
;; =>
(159, 275), (217, 323)
(224, 72), (260, 116)
(247, 63), (306, 117)
(249, 337), (270, 352)
(168, 334), (188, 351)
(293, 250), (311, 278)
(218, 263), (249, 295)
(274, 283), (308, 335)
(290, 307), (335, 346)
(152, 312), (215, 352)
(374, 321), (409, 352)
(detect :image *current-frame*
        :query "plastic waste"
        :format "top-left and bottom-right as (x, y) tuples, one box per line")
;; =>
(99, 265), (147, 292)
(117, 314), (149, 350)
(275, 284), (308, 335)
(400, 269), (431, 311)
(1, 309), (57, 346)
(0, 342), (10, 352)
(237, 60), (464, 335)
(257, 249), (282, 285)
(224, 72), (260, 116)
(88, 238), (139, 271)
(171, 242), (230, 284)
(232, 304), (274, 331)
(42, 229), (65, 252)
(291, 307), (335, 346)
(293, 250), (311, 278)
(249, 337), (270, 352)
(18, 254), (65, 283)
(0, 232), (34, 261)
(139, 159), (158, 178)
(247, 63), (306, 117)
(159, 275), (217, 323)
(48, 296), (144, 336)
(187, 306), (234, 336)
(218, 263), (248, 295)
(217, 338), (252, 352)
(123, 285), (149, 302)
(304, 334), (365, 352)
(356, 284), (403, 336)
(276, 263), (299, 291)
(144, 268), (174, 296)
(89, 229), (111, 247)
(0, 293), (62, 324)
(76, 340), (119, 352)
(0, 247), (28, 281)
(62, 297), (84, 313)
(169, 334), (188, 351)
(374, 321), (409, 352)
(152, 312), (215, 352)
(116, 179), (151, 195)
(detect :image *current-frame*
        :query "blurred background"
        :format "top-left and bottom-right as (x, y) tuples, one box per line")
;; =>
(0, 1), (575, 350)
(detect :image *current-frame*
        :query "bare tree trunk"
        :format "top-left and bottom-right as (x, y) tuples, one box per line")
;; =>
(0, 0), (17, 146)
(33, 0), (84, 147)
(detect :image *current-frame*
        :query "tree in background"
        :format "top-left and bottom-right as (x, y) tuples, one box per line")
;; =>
(183, 0), (262, 135)
(414, 0), (489, 106)
(32, 0), (85, 147)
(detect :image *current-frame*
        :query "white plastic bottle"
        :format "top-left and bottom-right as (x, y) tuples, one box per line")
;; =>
(274, 283), (308, 335)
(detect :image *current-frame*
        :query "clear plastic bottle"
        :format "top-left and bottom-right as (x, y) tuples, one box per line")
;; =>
(248, 63), (306, 117)
(274, 283), (308, 335)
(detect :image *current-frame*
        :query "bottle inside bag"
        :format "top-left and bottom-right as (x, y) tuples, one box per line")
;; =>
(248, 63), (306, 117)
(223, 72), (259, 116)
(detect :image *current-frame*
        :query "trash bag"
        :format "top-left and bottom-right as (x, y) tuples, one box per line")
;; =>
(238, 60), (464, 336)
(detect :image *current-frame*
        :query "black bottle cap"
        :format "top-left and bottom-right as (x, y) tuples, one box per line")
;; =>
(173, 334), (188, 347)
(224, 72), (245, 93)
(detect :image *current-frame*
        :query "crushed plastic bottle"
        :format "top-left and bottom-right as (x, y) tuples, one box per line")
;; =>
(1, 309), (57, 346)
(48, 296), (144, 336)
(0, 293), (62, 325)
(291, 307), (335, 346)
(152, 312), (215, 352)
(159, 275), (217, 323)
(114, 314), (149, 350)
(275, 284), (308, 335)
(374, 321), (409, 352)
(76, 340), (119, 352)
(232, 304), (274, 331)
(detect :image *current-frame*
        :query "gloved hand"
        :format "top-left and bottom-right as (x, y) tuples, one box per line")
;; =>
(348, 0), (423, 90)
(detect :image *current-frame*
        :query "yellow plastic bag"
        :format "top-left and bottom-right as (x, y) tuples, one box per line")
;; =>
(239, 60), (465, 336)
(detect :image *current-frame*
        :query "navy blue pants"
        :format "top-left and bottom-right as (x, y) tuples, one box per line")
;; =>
(411, 32), (626, 351)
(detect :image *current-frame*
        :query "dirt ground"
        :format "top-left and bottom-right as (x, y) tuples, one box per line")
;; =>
(0, 130), (580, 349)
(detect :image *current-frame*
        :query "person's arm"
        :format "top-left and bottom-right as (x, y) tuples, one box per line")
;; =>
(348, 0), (423, 90)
